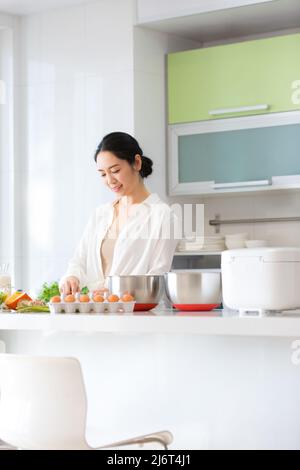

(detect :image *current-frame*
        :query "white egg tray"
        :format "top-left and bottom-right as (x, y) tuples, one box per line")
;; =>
(49, 301), (136, 315)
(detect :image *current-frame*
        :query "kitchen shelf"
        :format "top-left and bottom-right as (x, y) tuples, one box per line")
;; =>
(0, 310), (300, 337)
(174, 251), (223, 256)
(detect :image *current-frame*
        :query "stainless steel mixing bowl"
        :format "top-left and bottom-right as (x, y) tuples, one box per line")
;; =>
(107, 275), (164, 305)
(164, 270), (222, 306)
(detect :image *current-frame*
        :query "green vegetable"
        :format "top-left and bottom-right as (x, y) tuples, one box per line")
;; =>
(37, 282), (88, 302)
(0, 292), (7, 306)
(16, 306), (50, 313)
(37, 281), (60, 303)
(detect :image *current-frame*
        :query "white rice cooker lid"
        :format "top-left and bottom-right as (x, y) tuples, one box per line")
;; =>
(222, 247), (300, 263)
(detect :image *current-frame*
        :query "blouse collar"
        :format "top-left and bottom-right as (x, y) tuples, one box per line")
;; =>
(111, 193), (160, 208)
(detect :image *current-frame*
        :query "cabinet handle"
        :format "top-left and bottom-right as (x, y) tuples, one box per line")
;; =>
(209, 104), (269, 116)
(212, 180), (271, 189)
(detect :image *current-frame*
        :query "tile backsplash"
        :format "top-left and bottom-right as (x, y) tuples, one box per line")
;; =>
(203, 191), (300, 245)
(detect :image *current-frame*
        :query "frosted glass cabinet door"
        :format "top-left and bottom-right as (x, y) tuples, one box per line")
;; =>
(168, 112), (300, 196)
(178, 124), (300, 185)
(168, 33), (300, 124)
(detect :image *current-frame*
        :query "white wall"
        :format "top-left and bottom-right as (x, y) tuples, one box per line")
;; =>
(0, 12), (17, 28)
(0, 13), (21, 289)
(0, 29), (13, 270)
(16, 0), (136, 293)
(137, 0), (274, 23)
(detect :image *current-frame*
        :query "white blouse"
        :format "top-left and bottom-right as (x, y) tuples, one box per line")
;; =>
(59, 193), (180, 291)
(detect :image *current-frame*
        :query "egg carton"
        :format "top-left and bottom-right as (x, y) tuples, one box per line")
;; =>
(49, 301), (136, 315)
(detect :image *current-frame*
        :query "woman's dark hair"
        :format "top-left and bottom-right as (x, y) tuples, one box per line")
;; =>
(94, 132), (153, 178)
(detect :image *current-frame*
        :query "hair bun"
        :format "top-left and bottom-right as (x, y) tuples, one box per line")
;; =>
(140, 155), (153, 178)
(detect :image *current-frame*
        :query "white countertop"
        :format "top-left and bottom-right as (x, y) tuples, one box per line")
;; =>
(1, 309), (300, 337)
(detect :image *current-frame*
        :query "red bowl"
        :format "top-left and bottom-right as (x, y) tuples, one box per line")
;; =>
(173, 303), (220, 311)
(134, 303), (158, 311)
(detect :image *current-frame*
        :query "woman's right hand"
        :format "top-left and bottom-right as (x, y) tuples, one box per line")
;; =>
(60, 276), (80, 296)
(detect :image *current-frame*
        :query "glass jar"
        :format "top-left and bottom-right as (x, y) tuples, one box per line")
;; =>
(0, 263), (11, 306)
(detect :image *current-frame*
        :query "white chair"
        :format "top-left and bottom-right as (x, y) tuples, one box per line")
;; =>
(0, 354), (173, 450)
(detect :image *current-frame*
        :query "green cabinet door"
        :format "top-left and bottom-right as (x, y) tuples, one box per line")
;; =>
(168, 33), (300, 124)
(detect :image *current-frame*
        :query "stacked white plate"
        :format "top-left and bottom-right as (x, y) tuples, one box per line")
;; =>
(225, 233), (248, 249)
(201, 235), (226, 252)
(177, 235), (226, 252)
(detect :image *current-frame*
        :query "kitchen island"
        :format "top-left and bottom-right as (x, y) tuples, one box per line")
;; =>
(0, 308), (299, 450)
(0, 308), (300, 337)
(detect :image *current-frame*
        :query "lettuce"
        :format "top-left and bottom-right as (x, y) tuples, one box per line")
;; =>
(37, 281), (88, 302)
(37, 282), (60, 303)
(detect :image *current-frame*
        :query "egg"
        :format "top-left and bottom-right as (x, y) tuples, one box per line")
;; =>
(50, 296), (61, 303)
(107, 294), (119, 303)
(65, 294), (76, 303)
(121, 294), (134, 302)
(79, 294), (90, 303)
(93, 295), (104, 303)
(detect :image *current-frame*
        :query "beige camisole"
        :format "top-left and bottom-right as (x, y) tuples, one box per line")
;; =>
(100, 202), (121, 277)
(100, 199), (142, 276)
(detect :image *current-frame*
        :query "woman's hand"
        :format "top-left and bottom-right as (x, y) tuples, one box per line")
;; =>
(60, 276), (80, 295)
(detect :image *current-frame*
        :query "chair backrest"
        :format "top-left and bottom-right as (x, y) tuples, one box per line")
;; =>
(0, 354), (89, 449)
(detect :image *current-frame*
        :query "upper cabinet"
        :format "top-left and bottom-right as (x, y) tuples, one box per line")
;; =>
(168, 112), (300, 196)
(168, 33), (300, 124)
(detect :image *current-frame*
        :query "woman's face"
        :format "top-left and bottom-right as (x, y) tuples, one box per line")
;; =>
(96, 151), (141, 196)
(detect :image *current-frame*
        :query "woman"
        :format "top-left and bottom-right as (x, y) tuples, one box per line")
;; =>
(60, 132), (179, 295)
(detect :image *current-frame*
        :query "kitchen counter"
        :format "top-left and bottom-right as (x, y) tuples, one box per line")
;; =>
(1, 307), (300, 450)
(0, 309), (300, 337)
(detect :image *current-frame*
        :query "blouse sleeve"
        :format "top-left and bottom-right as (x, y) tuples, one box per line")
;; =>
(147, 210), (180, 274)
(59, 211), (96, 289)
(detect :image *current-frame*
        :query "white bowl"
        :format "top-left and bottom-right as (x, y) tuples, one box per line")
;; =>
(225, 240), (247, 249)
(245, 240), (268, 248)
(225, 233), (248, 240)
(225, 233), (248, 249)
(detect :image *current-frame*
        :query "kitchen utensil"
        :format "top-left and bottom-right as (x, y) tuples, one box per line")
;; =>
(107, 275), (164, 311)
(0, 263), (11, 296)
(225, 233), (248, 249)
(164, 270), (222, 311)
(222, 247), (300, 316)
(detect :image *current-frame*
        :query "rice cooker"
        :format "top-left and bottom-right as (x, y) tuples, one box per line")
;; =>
(221, 247), (300, 316)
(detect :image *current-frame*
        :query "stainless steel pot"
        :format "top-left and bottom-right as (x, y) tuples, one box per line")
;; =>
(164, 270), (222, 305)
(107, 275), (164, 304)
